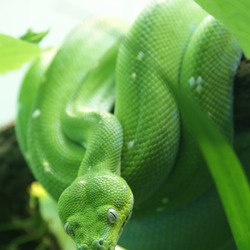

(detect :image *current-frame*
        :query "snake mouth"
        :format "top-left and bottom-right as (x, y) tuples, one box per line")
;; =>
(77, 239), (116, 250)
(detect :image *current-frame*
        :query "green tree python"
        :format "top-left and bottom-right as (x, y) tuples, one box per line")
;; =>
(16, 0), (247, 249)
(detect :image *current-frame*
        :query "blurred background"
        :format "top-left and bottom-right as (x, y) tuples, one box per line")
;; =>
(0, 0), (150, 126)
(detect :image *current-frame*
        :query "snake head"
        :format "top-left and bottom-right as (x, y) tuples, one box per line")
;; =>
(58, 173), (134, 250)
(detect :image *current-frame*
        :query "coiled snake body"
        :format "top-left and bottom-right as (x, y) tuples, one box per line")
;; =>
(16, 0), (243, 249)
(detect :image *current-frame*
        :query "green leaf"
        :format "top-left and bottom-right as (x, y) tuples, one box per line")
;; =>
(0, 34), (40, 74)
(179, 93), (250, 249)
(164, 77), (250, 249)
(195, 0), (250, 58)
(20, 29), (49, 44)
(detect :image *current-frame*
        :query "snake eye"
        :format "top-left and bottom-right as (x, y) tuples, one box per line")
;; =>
(64, 222), (75, 237)
(107, 208), (118, 224)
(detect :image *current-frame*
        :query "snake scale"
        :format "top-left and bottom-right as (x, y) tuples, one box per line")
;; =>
(16, 0), (245, 249)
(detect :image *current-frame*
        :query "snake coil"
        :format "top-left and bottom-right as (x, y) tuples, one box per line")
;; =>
(16, 0), (243, 249)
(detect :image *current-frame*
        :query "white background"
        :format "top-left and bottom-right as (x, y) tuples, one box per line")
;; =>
(0, 0), (150, 126)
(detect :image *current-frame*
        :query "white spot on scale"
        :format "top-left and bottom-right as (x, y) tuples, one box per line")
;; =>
(32, 109), (41, 119)
(127, 140), (135, 149)
(196, 76), (203, 84)
(188, 76), (204, 88)
(78, 179), (86, 185)
(131, 72), (137, 80)
(207, 111), (212, 118)
(188, 77), (196, 86)
(42, 161), (52, 173)
(188, 76), (204, 94)
(196, 84), (203, 94)
(122, 185), (126, 192)
(136, 51), (144, 61)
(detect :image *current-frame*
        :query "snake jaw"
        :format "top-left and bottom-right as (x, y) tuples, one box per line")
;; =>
(77, 240), (116, 250)
(76, 238), (116, 250)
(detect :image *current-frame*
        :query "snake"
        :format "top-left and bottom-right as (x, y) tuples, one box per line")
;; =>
(15, 0), (246, 249)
